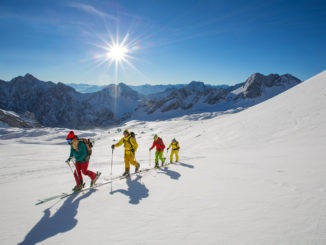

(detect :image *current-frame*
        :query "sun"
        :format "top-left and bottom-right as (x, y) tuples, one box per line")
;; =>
(92, 32), (142, 82)
(106, 44), (128, 62)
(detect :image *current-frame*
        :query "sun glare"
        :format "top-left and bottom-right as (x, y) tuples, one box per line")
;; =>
(106, 45), (128, 62)
(92, 32), (142, 83)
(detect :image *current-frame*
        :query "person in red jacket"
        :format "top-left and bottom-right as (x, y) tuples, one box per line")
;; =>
(149, 134), (165, 168)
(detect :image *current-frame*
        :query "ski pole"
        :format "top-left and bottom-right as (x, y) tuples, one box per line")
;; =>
(149, 150), (151, 167)
(111, 148), (114, 175)
(69, 158), (82, 185)
(66, 160), (74, 175)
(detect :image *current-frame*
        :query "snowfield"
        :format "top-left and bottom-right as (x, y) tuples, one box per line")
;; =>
(1, 71), (326, 245)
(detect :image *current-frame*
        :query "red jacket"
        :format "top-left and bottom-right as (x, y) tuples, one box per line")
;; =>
(150, 137), (165, 151)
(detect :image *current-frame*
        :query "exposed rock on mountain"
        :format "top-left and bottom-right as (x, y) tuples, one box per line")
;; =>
(0, 109), (40, 128)
(0, 73), (302, 128)
(135, 73), (301, 118)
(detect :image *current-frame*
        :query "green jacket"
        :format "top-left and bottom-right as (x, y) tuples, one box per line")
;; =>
(68, 140), (88, 163)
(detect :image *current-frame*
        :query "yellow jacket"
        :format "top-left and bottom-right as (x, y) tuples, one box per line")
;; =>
(114, 135), (138, 151)
(168, 141), (180, 150)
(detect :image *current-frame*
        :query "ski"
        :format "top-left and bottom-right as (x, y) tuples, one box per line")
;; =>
(36, 193), (67, 205)
(36, 183), (102, 205)
(36, 163), (174, 205)
(119, 167), (153, 179)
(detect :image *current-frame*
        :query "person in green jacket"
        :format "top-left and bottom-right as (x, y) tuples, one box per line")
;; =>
(65, 131), (100, 192)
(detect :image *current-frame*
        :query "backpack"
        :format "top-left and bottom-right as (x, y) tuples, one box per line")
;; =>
(124, 132), (137, 151)
(130, 132), (135, 138)
(156, 137), (165, 151)
(79, 138), (94, 161)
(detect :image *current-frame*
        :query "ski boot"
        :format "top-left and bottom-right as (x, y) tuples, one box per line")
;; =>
(73, 182), (85, 192)
(161, 158), (166, 166)
(155, 163), (159, 168)
(135, 163), (140, 173)
(91, 171), (101, 187)
(122, 169), (130, 177)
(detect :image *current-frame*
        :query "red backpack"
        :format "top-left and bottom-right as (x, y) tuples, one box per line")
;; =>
(156, 137), (165, 151)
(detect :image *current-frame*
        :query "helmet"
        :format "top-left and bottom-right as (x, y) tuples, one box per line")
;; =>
(153, 134), (158, 140)
(123, 129), (129, 135)
(172, 138), (176, 142)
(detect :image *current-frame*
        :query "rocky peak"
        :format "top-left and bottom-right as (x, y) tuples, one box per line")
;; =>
(186, 81), (206, 92)
(242, 73), (301, 98)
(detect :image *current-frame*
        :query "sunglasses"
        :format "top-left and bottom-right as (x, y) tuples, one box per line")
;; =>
(67, 139), (73, 143)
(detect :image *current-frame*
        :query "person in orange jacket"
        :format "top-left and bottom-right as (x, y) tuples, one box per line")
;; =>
(149, 134), (165, 168)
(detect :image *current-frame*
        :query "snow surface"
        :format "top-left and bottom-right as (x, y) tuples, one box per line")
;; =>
(1, 71), (326, 244)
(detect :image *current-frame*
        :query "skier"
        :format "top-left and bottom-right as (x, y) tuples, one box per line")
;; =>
(167, 138), (180, 163)
(65, 131), (100, 192)
(111, 129), (140, 177)
(149, 134), (165, 168)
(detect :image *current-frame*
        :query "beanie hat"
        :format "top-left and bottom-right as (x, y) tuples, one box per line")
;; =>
(123, 129), (130, 135)
(66, 131), (76, 140)
(153, 134), (158, 140)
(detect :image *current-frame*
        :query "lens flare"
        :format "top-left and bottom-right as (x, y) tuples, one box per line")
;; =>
(106, 44), (128, 62)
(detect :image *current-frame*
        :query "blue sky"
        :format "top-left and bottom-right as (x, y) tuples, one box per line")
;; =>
(0, 0), (326, 85)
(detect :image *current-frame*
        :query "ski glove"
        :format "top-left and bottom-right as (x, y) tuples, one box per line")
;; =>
(111, 145), (115, 149)
(65, 160), (70, 165)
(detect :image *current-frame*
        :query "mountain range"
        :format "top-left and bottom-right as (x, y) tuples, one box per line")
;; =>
(68, 83), (228, 95)
(0, 73), (301, 129)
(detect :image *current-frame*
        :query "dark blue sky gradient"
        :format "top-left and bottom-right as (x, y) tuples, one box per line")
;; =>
(0, 0), (325, 85)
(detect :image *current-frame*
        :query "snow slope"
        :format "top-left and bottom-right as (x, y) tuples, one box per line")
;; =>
(1, 71), (325, 244)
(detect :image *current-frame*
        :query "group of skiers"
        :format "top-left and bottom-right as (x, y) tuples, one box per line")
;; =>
(65, 130), (180, 192)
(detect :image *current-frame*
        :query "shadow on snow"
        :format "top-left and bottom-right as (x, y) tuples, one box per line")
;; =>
(110, 175), (149, 205)
(157, 166), (181, 180)
(18, 189), (95, 245)
(176, 162), (195, 169)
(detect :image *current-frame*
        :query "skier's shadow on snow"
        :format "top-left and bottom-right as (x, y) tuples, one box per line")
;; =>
(176, 162), (194, 169)
(158, 166), (181, 180)
(18, 189), (96, 245)
(110, 175), (149, 205)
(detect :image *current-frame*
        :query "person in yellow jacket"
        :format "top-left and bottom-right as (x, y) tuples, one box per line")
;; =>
(111, 129), (140, 176)
(167, 138), (180, 163)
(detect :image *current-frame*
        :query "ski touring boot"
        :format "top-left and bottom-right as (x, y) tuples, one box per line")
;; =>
(73, 182), (85, 192)
(122, 169), (130, 177)
(161, 158), (166, 166)
(135, 163), (140, 173)
(91, 171), (101, 187)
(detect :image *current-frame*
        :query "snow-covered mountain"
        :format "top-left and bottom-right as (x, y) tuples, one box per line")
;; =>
(0, 70), (325, 245)
(0, 73), (301, 128)
(0, 74), (140, 129)
(67, 83), (105, 93)
(68, 82), (228, 95)
(0, 109), (40, 128)
(86, 83), (144, 121)
(134, 73), (301, 120)
(130, 84), (187, 95)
